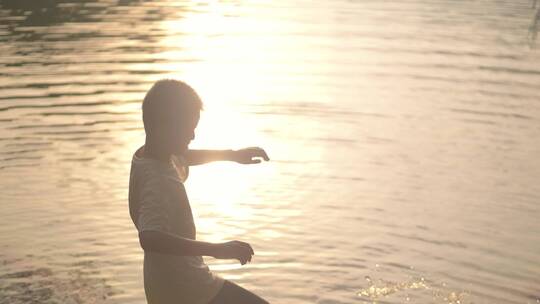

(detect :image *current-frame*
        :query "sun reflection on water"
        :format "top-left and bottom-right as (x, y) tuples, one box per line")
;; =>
(157, 2), (268, 104)
(357, 275), (471, 304)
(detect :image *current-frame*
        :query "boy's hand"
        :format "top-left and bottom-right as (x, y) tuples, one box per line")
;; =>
(211, 241), (255, 265)
(231, 147), (270, 164)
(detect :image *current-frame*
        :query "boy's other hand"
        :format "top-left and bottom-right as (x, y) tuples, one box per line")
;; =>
(211, 241), (255, 265)
(232, 147), (270, 164)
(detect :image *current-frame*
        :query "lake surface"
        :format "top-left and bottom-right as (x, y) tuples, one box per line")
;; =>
(1, 1), (539, 303)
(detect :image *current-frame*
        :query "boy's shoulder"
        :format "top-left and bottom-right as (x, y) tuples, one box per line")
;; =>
(133, 160), (176, 184)
(130, 147), (187, 190)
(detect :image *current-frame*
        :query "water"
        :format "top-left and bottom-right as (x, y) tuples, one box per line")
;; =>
(1, 1), (539, 303)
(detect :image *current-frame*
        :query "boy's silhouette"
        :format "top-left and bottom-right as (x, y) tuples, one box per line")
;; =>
(128, 79), (270, 304)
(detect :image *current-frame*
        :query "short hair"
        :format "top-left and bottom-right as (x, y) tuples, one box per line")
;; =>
(142, 79), (203, 137)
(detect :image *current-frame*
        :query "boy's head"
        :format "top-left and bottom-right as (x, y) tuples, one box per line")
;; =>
(142, 79), (203, 154)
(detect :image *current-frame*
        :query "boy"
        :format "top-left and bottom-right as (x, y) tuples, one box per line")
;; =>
(128, 79), (270, 304)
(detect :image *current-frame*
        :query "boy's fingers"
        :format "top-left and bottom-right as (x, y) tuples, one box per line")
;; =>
(260, 150), (270, 161)
(245, 147), (269, 161)
(240, 242), (254, 253)
(253, 148), (269, 161)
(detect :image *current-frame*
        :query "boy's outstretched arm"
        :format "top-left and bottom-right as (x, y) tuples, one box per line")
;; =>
(184, 147), (270, 166)
(139, 230), (255, 265)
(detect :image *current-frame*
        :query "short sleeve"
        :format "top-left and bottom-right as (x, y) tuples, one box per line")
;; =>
(171, 154), (189, 182)
(137, 178), (169, 233)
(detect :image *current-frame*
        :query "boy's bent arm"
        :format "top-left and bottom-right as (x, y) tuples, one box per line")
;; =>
(139, 230), (215, 256)
(138, 230), (255, 265)
(184, 149), (235, 166)
(184, 147), (269, 166)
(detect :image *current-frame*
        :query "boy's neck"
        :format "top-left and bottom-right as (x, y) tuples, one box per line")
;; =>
(143, 140), (171, 163)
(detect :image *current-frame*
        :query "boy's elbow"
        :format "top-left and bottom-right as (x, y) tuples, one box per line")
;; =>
(138, 230), (156, 251)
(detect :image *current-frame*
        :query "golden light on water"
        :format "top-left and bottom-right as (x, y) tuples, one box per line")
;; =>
(2, 1), (538, 303)
(188, 159), (277, 242)
(139, 3), (296, 246)
(157, 3), (269, 104)
(154, 0), (333, 105)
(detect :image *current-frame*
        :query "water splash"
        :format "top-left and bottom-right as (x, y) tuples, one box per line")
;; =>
(358, 276), (429, 299)
(357, 276), (470, 304)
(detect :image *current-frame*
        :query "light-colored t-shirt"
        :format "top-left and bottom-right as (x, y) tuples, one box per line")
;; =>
(128, 146), (224, 304)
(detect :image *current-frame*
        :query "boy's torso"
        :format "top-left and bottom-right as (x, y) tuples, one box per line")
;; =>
(129, 147), (194, 237)
(128, 146), (224, 304)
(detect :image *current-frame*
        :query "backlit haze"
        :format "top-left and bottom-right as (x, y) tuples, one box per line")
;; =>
(0, 1), (539, 303)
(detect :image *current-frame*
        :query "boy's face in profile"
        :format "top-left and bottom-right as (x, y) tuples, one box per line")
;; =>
(143, 80), (203, 156)
(167, 107), (200, 155)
